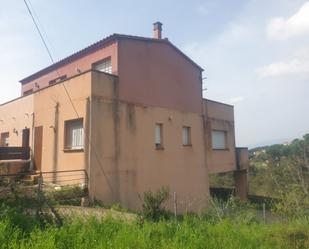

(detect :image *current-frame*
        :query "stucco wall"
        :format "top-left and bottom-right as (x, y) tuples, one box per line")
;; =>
(32, 72), (94, 176)
(204, 99), (237, 174)
(1, 71), (241, 212)
(118, 39), (203, 114)
(89, 76), (209, 212)
(83, 73), (221, 213)
(0, 95), (34, 147)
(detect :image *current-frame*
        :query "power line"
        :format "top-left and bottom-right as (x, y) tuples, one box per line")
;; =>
(27, 0), (58, 59)
(23, 0), (55, 64)
(22, 0), (116, 196)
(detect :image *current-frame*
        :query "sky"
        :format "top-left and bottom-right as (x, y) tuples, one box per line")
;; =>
(0, 0), (308, 147)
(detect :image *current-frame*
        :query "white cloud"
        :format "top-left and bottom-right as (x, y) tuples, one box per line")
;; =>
(257, 59), (309, 78)
(229, 96), (245, 104)
(257, 47), (309, 78)
(267, 2), (309, 40)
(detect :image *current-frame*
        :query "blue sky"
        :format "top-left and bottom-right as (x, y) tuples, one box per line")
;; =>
(0, 0), (309, 147)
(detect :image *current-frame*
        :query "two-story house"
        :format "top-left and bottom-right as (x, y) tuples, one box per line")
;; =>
(0, 22), (248, 212)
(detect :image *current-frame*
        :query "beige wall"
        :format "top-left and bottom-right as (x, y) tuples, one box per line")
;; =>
(32, 72), (93, 175)
(0, 95), (34, 147)
(204, 99), (237, 174)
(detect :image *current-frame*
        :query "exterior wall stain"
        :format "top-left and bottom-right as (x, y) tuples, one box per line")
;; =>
(125, 104), (136, 133)
(112, 77), (121, 202)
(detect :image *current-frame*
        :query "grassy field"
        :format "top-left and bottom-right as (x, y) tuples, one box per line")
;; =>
(1, 183), (309, 248)
(0, 209), (309, 249)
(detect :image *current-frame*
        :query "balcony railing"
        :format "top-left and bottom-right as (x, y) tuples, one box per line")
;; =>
(0, 147), (30, 160)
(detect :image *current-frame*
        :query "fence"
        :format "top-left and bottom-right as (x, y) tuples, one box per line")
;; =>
(0, 169), (89, 204)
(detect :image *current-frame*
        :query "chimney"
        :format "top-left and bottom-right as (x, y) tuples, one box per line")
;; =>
(153, 22), (163, 39)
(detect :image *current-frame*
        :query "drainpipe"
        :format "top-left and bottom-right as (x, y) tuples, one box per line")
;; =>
(29, 112), (35, 171)
(86, 96), (92, 200)
(52, 102), (59, 182)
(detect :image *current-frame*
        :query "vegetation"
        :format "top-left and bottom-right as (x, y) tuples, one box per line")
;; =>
(0, 202), (309, 249)
(250, 133), (309, 218)
(140, 186), (170, 221)
(0, 134), (309, 248)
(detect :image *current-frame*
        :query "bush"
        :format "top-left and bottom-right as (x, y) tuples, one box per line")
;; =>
(141, 187), (170, 221)
(203, 195), (258, 224)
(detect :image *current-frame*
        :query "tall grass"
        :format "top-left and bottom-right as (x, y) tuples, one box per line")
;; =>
(1, 187), (309, 249)
(1, 213), (309, 249)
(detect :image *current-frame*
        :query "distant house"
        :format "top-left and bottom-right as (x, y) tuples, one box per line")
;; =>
(0, 22), (248, 212)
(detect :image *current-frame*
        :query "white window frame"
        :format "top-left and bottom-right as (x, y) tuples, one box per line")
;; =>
(155, 123), (163, 149)
(182, 126), (191, 146)
(64, 118), (84, 150)
(211, 130), (227, 150)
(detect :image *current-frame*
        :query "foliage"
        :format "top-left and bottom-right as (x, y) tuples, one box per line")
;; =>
(250, 133), (309, 218)
(209, 172), (234, 188)
(140, 187), (170, 221)
(203, 196), (258, 224)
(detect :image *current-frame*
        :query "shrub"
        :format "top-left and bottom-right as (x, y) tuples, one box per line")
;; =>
(203, 195), (258, 224)
(141, 187), (170, 221)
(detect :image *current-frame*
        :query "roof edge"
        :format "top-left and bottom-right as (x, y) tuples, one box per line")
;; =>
(203, 98), (234, 108)
(20, 34), (204, 84)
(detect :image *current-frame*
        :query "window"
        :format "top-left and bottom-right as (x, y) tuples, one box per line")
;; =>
(0, 132), (9, 147)
(49, 75), (67, 85)
(155, 123), (163, 149)
(93, 58), (112, 74)
(64, 119), (84, 150)
(211, 130), (227, 150)
(182, 126), (191, 146)
(23, 89), (33, 96)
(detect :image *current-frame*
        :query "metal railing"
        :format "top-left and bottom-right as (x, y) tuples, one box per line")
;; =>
(0, 147), (30, 160)
(0, 169), (88, 189)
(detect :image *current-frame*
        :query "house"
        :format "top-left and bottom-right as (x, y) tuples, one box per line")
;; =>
(0, 22), (248, 212)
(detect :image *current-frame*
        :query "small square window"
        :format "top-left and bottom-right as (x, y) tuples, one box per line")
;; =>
(182, 126), (191, 146)
(211, 130), (227, 150)
(64, 119), (84, 150)
(0, 132), (9, 147)
(155, 123), (163, 149)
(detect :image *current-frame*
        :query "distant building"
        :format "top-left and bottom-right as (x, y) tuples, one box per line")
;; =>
(0, 22), (248, 212)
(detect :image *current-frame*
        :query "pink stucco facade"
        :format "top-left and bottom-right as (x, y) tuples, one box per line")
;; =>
(21, 35), (203, 115)
(21, 40), (118, 95)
